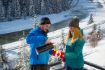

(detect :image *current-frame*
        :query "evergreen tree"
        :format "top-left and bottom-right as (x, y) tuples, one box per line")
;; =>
(0, 0), (5, 21)
(57, 0), (62, 12)
(97, 2), (103, 8)
(7, 2), (12, 21)
(88, 14), (94, 24)
(34, 0), (41, 14)
(41, 0), (46, 14)
(14, 0), (21, 18)
(20, 0), (27, 18)
(61, 0), (69, 11)
(51, 0), (58, 13)
(45, 0), (53, 14)
(2, 0), (8, 18)
(0, 0), (73, 22)
(93, 24), (97, 30)
(29, 0), (35, 16)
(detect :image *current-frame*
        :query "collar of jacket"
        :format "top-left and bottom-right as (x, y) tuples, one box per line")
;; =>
(37, 26), (47, 36)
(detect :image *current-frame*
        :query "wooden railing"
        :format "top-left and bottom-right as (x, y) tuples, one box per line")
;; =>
(48, 61), (105, 70)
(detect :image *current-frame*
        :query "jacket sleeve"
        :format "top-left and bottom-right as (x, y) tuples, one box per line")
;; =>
(26, 30), (47, 44)
(66, 40), (85, 59)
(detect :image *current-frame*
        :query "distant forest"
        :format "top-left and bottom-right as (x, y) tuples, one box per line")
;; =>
(0, 0), (76, 22)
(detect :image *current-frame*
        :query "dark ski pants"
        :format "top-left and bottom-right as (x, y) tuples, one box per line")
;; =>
(66, 66), (83, 70)
(30, 64), (49, 70)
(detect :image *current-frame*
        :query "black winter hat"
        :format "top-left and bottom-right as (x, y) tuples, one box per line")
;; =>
(69, 16), (80, 29)
(40, 17), (51, 25)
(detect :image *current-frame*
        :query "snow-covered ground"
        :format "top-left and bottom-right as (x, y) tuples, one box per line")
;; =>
(1, 20), (105, 70)
(83, 38), (105, 70)
(1, 26), (105, 70)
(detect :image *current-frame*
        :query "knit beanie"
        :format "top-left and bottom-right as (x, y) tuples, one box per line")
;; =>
(40, 17), (51, 25)
(69, 16), (80, 29)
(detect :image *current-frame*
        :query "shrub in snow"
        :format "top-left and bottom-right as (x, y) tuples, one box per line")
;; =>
(97, 2), (103, 8)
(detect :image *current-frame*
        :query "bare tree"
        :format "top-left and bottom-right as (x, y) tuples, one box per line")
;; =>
(14, 32), (29, 70)
(60, 29), (65, 51)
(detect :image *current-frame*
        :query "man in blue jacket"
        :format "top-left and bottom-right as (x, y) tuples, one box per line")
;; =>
(26, 17), (52, 70)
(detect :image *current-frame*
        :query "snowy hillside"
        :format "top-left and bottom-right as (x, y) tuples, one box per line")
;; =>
(83, 38), (105, 70)
(0, 0), (78, 21)
(1, 22), (105, 70)
(0, 0), (102, 35)
(1, 19), (105, 70)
